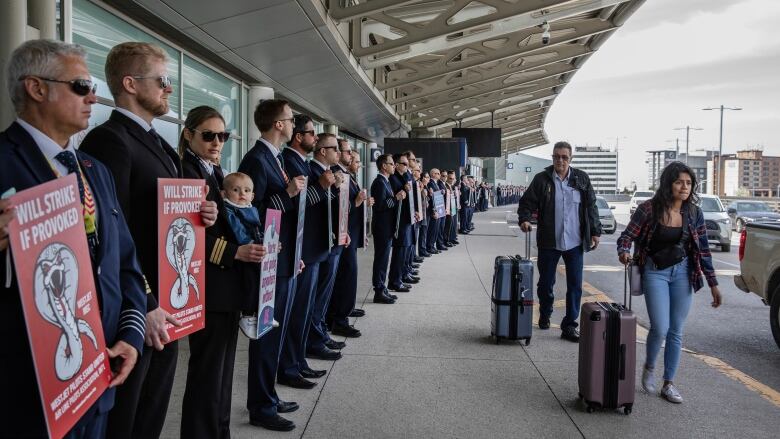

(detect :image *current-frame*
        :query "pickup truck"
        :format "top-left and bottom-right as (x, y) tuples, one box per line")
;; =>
(735, 223), (780, 348)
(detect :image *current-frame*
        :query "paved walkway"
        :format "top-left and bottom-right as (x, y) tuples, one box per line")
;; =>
(162, 207), (778, 438)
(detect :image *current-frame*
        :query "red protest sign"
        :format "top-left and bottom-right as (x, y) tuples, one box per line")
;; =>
(7, 174), (110, 439)
(157, 178), (206, 342)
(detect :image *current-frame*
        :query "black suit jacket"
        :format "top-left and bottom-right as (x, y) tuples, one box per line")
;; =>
(80, 110), (182, 311)
(0, 122), (147, 434)
(371, 175), (396, 242)
(280, 148), (329, 265)
(181, 150), (249, 312)
(238, 140), (296, 277)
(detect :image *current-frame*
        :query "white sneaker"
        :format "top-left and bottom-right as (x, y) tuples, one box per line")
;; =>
(661, 383), (683, 404)
(642, 367), (656, 394)
(239, 316), (258, 340)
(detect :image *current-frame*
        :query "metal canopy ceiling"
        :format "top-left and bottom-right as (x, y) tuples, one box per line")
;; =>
(328, 0), (645, 155)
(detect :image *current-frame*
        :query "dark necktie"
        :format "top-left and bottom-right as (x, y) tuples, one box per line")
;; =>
(54, 150), (99, 255)
(149, 128), (177, 170)
(275, 154), (289, 183)
(55, 151), (85, 205)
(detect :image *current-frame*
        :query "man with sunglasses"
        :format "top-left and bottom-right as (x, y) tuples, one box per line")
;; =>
(79, 42), (218, 438)
(277, 115), (337, 392)
(371, 154), (405, 304)
(1, 39), (148, 439)
(517, 141), (601, 343)
(388, 153), (417, 292)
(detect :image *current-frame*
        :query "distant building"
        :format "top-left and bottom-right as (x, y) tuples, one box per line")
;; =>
(503, 152), (552, 187)
(571, 146), (617, 194)
(709, 149), (780, 197)
(646, 150), (710, 192)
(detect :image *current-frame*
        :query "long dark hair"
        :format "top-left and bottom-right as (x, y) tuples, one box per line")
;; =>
(651, 161), (699, 222)
(178, 105), (225, 157)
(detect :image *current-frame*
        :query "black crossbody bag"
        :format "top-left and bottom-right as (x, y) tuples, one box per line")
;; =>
(648, 209), (690, 270)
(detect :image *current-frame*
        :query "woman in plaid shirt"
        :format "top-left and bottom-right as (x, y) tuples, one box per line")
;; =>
(617, 162), (722, 404)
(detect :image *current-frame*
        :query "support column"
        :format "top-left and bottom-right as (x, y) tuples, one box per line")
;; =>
(246, 85), (274, 146)
(323, 123), (339, 135)
(366, 142), (379, 189)
(29, 0), (57, 40)
(0, 0), (27, 128)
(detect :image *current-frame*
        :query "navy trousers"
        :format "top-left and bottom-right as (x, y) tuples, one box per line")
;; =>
(372, 238), (392, 291)
(328, 244), (358, 327)
(389, 245), (409, 287)
(278, 263), (319, 381)
(307, 249), (342, 354)
(247, 275), (294, 418)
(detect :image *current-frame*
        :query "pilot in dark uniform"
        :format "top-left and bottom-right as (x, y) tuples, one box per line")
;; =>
(0, 39), (146, 438)
(371, 154), (403, 304)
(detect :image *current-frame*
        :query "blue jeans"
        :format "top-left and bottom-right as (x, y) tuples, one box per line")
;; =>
(537, 245), (584, 329)
(642, 257), (693, 381)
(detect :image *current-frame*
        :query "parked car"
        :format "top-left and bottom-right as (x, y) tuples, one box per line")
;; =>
(727, 200), (780, 232)
(596, 196), (616, 234)
(698, 194), (732, 252)
(735, 223), (780, 349)
(629, 191), (654, 216)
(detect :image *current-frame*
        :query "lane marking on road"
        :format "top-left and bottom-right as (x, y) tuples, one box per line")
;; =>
(553, 265), (780, 409)
(712, 257), (741, 268)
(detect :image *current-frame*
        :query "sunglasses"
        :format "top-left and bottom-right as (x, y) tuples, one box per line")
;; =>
(397, 162), (409, 166)
(131, 75), (172, 89)
(297, 130), (315, 136)
(24, 76), (97, 96)
(192, 128), (230, 142)
(552, 154), (571, 161)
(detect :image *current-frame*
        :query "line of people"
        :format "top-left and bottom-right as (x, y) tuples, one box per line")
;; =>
(0, 38), (499, 438)
(496, 184), (524, 206)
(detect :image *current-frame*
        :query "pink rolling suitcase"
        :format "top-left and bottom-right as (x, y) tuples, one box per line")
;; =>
(577, 266), (636, 415)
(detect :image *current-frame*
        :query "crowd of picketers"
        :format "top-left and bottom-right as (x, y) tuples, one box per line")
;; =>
(0, 38), (500, 438)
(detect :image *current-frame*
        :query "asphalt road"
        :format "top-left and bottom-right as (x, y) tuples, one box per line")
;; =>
(508, 201), (780, 394)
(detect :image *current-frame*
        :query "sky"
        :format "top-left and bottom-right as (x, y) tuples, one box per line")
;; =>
(523, 0), (780, 190)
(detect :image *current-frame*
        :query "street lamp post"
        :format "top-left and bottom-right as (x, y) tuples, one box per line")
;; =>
(673, 126), (703, 164)
(703, 105), (742, 197)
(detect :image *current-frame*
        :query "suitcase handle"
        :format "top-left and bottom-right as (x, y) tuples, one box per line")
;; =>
(524, 230), (531, 259)
(623, 265), (632, 311)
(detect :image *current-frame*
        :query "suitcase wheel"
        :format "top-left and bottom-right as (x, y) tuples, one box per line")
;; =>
(525, 338), (530, 346)
(586, 406), (595, 414)
(623, 404), (633, 415)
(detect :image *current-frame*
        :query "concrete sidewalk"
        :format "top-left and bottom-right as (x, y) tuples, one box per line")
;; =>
(162, 207), (777, 438)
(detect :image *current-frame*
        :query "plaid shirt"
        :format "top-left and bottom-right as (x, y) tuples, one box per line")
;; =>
(617, 200), (718, 291)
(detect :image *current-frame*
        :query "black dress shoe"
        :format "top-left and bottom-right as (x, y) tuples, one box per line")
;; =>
(408, 269), (420, 276)
(250, 414), (295, 432)
(300, 367), (327, 379)
(307, 347), (342, 361)
(349, 308), (365, 317)
(373, 294), (395, 304)
(538, 315), (550, 330)
(443, 243), (452, 248)
(325, 339), (346, 350)
(278, 376), (317, 389)
(277, 400), (299, 413)
(428, 249), (439, 254)
(437, 246), (448, 251)
(403, 277), (419, 284)
(388, 284), (410, 292)
(561, 327), (580, 343)
(331, 324), (362, 338)
(414, 257), (424, 263)
(385, 292), (398, 300)
(420, 252), (431, 257)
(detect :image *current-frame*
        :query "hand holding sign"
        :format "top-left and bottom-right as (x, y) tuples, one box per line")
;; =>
(108, 340), (138, 387)
(0, 197), (14, 251)
(319, 170), (336, 189)
(287, 175), (306, 197)
(236, 243), (266, 263)
(395, 190), (406, 200)
(145, 307), (182, 351)
(199, 186), (217, 226)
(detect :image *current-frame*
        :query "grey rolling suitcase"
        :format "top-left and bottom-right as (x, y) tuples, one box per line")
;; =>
(491, 234), (534, 345)
(577, 266), (636, 415)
